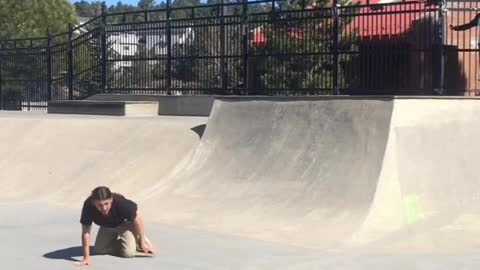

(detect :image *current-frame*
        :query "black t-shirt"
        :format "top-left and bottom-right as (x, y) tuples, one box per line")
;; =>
(80, 193), (138, 227)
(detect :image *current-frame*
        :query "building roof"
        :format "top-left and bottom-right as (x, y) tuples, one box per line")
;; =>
(349, 0), (435, 39)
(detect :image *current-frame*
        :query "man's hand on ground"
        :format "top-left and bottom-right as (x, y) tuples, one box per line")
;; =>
(74, 257), (90, 267)
(140, 239), (156, 254)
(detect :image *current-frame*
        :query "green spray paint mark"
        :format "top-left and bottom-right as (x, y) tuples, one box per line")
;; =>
(402, 195), (424, 225)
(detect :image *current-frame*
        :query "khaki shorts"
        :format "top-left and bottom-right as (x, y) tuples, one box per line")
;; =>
(94, 223), (152, 258)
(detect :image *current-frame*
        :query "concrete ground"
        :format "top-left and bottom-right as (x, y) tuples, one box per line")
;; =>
(2, 97), (480, 269)
(3, 202), (480, 270)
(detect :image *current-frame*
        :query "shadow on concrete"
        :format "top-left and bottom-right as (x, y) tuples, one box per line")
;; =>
(43, 246), (95, 262)
(191, 124), (206, 139)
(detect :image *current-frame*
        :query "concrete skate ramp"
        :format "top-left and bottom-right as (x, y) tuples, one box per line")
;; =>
(139, 97), (480, 252)
(0, 112), (206, 205)
(141, 97), (394, 249)
(352, 98), (480, 253)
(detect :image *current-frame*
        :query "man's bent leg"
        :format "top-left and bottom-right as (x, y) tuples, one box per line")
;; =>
(116, 224), (137, 258)
(94, 226), (117, 255)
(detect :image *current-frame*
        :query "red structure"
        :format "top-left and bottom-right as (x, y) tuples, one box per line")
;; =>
(350, 0), (433, 40)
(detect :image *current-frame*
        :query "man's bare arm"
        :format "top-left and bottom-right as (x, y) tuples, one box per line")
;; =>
(75, 225), (91, 266)
(132, 212), (155, 254)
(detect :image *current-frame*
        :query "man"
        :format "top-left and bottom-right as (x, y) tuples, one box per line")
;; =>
(75, 186), (155, 266)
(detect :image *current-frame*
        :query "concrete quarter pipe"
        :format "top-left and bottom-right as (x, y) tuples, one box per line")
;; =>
(1, 97), (480, 269)
(140, 97), (394, 249)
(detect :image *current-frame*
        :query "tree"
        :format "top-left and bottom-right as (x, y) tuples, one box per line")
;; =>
(170, 0), (202, 19)
(74, 0), (104, 18)
(0, 0), (77, 105)
(111, 1), (137, 13)
(74, 0), (94, 17)
(0, 0), (77, 39)
(250, 0), (357, 94)
(138, 0), (157, 10)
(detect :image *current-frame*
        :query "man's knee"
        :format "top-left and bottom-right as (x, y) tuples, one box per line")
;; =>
(118, 228), (137, 258)
(119, 245), (136, 258)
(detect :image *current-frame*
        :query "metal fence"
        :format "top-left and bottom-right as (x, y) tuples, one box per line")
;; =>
(0, 0), (479, 110)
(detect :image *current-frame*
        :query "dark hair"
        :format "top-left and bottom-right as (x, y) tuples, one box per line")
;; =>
(91, 186), (113, 201)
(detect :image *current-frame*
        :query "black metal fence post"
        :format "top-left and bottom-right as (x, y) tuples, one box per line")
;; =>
(67, 24), (74, 100)
(46, 29), (52, 102)
(101, 3), (107, 93)
(332, 0), (340, 95)
(220, 0), (227, 94)
(437, 0), (446, 94)
(0, 44), (2, 110)
(241, 0), (249, 95)
(166, 0), (172, 95)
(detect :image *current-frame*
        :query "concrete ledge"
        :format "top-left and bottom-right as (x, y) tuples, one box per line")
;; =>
(156, 96), (214, 116)
(87, 94), (215, 116)
(85, 94), (479, 117)
(47, 100), (158, 116)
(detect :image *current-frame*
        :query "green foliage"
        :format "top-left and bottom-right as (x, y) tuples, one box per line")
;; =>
(74, 0), (103, 17)
(0, 0), (77, 39)
(138, 0), (156, 10)
(73, 31), (103, 98)
(249, 0), (358, 93)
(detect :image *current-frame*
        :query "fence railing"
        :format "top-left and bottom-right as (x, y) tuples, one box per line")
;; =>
(0, 0), (479, 110)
